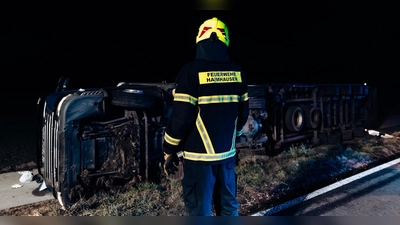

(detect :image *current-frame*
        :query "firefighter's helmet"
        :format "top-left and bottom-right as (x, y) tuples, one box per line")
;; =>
(196, 17), (229, 46)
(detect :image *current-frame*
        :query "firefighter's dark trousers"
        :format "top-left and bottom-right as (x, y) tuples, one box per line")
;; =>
(182, 158), (239, 216)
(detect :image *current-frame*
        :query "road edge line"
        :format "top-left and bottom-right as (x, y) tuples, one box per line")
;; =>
(251, 157), (400, 216)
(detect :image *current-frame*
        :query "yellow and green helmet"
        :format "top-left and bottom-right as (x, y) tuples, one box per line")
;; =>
(196, 17), (229, 46)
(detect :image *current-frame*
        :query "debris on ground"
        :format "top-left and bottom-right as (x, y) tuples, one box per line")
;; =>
(11, 184), (23, 189)
(366, 129), (398, 139)
(18, 171), (33, 183)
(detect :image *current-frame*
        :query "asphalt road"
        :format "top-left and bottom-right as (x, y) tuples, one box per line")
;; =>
(308, 160), (400, 216)
(253, 158), (400, 216)
(251, 115), (400, 216)
(0, 169), (53, 211)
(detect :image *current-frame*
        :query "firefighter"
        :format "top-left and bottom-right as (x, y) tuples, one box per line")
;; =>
(162, 17), (249, 216)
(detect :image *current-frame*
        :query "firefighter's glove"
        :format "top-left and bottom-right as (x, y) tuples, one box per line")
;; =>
(163, 153), (180, 176)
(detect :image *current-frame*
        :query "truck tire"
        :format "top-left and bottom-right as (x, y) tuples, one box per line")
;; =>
(285, 106), (305, 132)
(111, 90), (155, 109)
(304, 105), (321, 129)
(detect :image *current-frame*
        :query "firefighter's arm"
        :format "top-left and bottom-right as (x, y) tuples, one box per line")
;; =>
(162, 95), (197, 173)
(163, 65), (197, 174)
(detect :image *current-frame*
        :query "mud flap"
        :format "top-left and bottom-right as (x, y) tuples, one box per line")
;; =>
(352, 127), (365, 137)
(341, 129), (353, 141)
(318, 131), (341, 145)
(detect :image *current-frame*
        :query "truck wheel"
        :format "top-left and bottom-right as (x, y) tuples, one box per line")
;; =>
(285, 106), (305, 132)
(111, 90), (155, 109)
(304, 105), (321, 129)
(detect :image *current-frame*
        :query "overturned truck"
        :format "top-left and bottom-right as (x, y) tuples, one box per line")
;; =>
(35, 76), (376, 209)
(244, 83), (375, 151)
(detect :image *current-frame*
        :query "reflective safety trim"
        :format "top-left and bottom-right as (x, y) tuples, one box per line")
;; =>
(231, 117), (238, 150)
(164, 132), (181, 146)
(182, 148), (237, 161)
(198, 95), (240, 104)
(173, 93), (198, 105)
(241, 92), (249, 102)
(195, 110), (215, 154)
(185, 112), (238, 162)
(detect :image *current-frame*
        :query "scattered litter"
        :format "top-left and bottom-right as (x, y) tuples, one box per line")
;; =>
(366, 129), (396, 139)
(39, 181), (47, 191)
(11, 184), (23, 189)
(18, 171), (33, 183)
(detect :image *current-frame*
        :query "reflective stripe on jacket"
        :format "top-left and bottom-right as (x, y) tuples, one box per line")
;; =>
(163, 58), (249, 163)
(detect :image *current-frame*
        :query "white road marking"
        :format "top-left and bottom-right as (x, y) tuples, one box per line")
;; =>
(251, 157), (400, 216)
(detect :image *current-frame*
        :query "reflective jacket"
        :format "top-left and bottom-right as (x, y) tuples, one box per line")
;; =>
(163, 40), (249, 164)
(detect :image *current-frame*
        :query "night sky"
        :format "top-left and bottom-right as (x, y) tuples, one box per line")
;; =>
(3, 6), (399, 117)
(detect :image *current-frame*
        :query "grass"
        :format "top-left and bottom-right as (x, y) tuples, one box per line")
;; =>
(62, 177), (186, 216)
